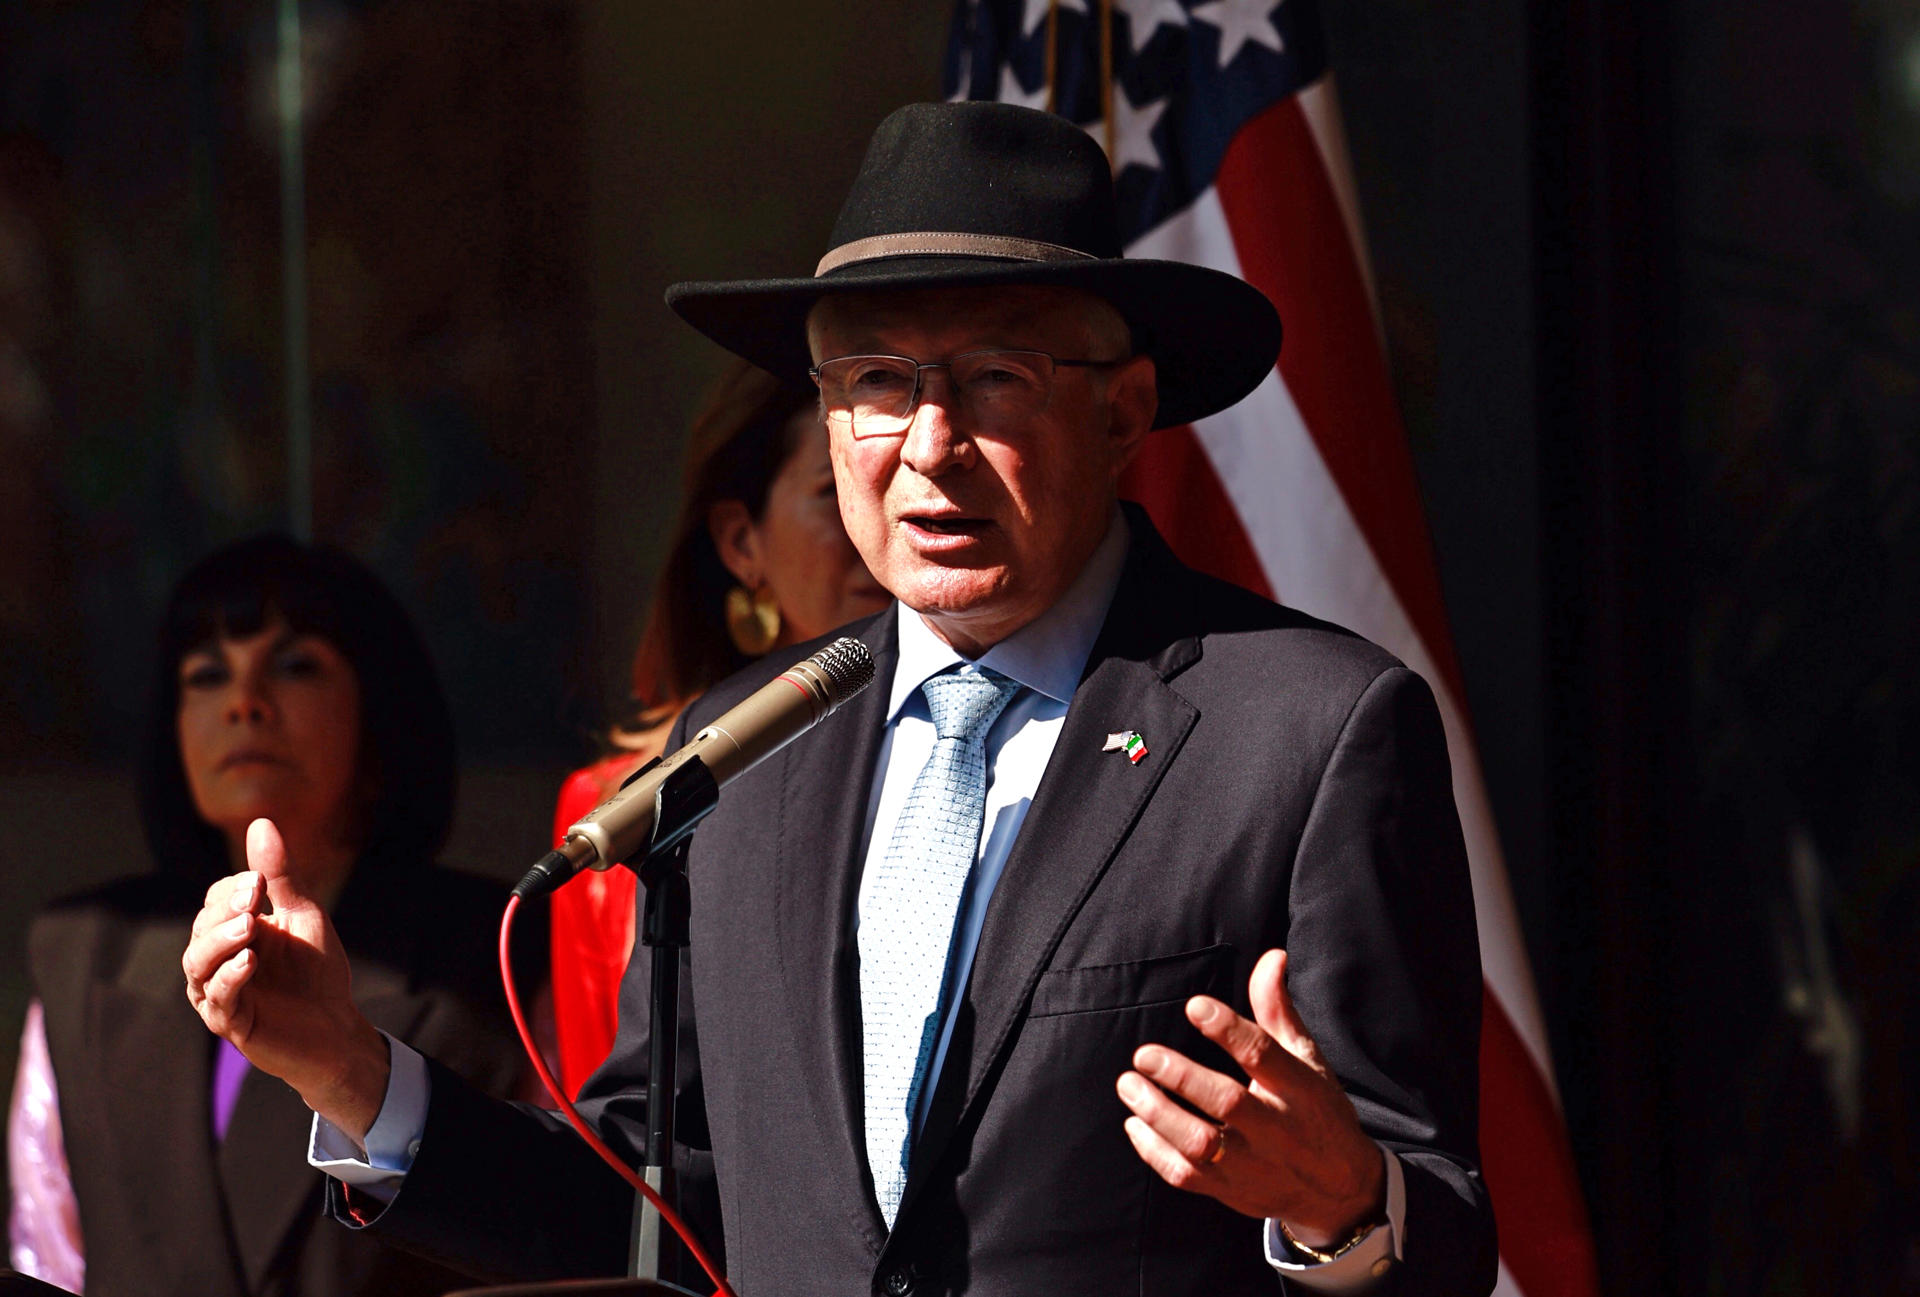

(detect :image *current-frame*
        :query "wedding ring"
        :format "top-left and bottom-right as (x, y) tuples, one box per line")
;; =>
(1207, 1124), (1229, 1165)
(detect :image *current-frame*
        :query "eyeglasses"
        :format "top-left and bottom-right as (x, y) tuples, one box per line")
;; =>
(809, 349), (1124, 439)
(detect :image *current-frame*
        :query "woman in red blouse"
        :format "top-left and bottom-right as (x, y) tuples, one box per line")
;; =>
(549, 360), (888, 1095)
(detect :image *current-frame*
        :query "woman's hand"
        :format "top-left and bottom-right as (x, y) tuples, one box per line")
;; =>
(183, 818), (390, 1143)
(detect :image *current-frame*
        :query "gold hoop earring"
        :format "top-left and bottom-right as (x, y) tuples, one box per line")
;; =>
(725, 584), (782, 656)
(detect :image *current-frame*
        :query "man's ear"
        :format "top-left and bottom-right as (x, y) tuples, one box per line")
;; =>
(1105, 354), (1159, 479)
(708, 499), (762, 588)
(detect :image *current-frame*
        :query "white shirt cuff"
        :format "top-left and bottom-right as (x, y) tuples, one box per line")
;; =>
(306, 1033), (431, 1203)
(1263, 1144), (1406, 1291)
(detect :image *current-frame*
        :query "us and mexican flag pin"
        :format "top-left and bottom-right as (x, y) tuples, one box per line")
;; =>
(1103, 730), (1148, 764)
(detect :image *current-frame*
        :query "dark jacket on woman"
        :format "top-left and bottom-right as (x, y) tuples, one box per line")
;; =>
(28, 859), (535, 1297)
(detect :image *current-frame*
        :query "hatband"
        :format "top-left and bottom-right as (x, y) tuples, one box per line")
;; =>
(816, 232), (1097, 277)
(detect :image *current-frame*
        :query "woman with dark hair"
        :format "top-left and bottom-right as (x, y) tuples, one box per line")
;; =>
(7, 534), (536, 1297)
(549, 360), (887, 1095)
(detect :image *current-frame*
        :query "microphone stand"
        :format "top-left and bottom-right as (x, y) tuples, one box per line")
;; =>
(469, 764), (718, 1297)
(622, 755), (720, 1287)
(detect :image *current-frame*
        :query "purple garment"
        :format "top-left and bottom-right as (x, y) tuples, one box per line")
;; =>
(9, 999), (85, 1293)
(211, 1038), (252, 1141)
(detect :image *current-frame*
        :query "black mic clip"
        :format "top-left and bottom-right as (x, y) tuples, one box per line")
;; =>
(635, 757), (717, 949)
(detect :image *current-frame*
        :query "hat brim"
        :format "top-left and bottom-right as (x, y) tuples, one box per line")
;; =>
(665, 255), (1281, 431)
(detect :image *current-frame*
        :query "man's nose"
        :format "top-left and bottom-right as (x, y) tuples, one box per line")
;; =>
(899, 370), (972, 474)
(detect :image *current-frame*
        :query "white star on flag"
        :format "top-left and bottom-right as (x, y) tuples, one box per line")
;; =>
(1086, 85), (1168, 175)
(1115, 0), (1189, 50)
(995, 62), (1053, 111)
(1022, 0), (1089, 37)
(1190, 0), (1285, 68)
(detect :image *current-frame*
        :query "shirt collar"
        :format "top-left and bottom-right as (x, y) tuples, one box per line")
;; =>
(886, 507), (1131, 721)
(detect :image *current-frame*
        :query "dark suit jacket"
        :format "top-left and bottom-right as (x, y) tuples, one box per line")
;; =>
(339, 512), (1497, 1296)
(28, 861), (537, 1297)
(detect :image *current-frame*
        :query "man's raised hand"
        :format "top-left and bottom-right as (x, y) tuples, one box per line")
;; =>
(1115, 948), (1386, 1249)
(182, 818), (390, 1142)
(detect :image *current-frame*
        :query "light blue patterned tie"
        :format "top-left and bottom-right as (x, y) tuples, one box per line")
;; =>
(860, 667), (1020, 1227)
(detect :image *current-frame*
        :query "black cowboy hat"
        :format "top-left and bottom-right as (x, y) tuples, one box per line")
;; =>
(665, 101), (1282, 430)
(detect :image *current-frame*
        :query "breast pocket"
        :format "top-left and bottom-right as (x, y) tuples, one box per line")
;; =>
(1027, 943), (1236, 1019)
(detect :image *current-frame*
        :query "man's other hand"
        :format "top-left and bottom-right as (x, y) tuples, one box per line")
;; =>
(183, 817), (389, 1142)
(1116, 948), (1386, 1249)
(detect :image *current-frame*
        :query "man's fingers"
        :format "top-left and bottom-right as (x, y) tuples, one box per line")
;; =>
(182, 911), (256, 988)
(247, 818), (309, 916)
(196, 948), (257, 1037)
(1116, 1071), (1225, 1167)
(232, 870), (263, 915)
(212, 948), (258, 1002)
(192, 875), (239, 936)
(1249, 949), (1328, 1074)
(1132, 1043), (1252, 1126)
(1123, 1115), (1210, 1192)
(1186, 994), (1318, 1096)
(190, 873), (261, 941)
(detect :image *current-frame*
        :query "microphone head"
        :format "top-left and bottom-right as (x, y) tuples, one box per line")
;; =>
(809, 636), (877, 707)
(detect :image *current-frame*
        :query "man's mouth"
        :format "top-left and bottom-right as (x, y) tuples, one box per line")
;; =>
(903, 513), (990, 537)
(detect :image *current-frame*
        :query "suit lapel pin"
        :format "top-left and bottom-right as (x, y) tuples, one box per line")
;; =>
(1103, 730), (1148, 764)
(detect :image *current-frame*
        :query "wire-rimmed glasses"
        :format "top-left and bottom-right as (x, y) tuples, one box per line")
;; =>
(809, 349), (1123, 438)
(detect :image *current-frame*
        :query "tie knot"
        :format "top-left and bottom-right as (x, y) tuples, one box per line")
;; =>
(920, 669), (1019, 743)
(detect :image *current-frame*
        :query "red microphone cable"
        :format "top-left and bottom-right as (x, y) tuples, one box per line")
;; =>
(498, 893), (736, 1297)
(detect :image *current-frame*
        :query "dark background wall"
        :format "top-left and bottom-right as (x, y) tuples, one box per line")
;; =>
(2, 1), (1914, 1292)
(0, 0), (954, 1237)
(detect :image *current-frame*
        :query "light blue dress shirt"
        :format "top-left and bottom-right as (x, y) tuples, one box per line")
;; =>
(312, 508), (1402, 1287)
(857, 506), (1131, 1135)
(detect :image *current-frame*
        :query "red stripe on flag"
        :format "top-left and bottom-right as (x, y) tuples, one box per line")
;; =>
(1205, 94), (1599, 1294)
(1212, 96), (1468, 708)
(1120, 425), (1275, 600)
(1480, 987), (1601, 1297)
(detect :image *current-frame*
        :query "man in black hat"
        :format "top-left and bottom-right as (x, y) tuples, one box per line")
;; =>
(183, 102), (1494, 1295)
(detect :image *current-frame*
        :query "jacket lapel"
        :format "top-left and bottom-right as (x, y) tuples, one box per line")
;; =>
(898, 521), (1203, 1218)
(94, 919), (246, 1294)
(772, 608), (899, 1251)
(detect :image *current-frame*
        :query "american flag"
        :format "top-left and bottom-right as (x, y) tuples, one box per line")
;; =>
(946, 4), (1599, 1294)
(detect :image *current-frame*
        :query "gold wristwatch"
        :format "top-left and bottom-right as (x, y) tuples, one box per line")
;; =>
(1276, 1214), (1385, 1265)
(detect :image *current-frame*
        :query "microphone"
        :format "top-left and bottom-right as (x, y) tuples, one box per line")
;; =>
(514, 636), (876, 899)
